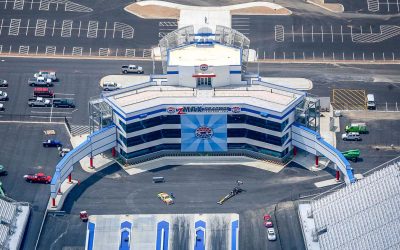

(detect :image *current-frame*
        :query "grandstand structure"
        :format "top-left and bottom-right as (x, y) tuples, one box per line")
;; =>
(0, 196), (30, 250)
(298, 158), (400, 250)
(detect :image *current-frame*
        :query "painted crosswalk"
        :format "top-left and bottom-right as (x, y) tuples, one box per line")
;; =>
(70, 124), (90, 136)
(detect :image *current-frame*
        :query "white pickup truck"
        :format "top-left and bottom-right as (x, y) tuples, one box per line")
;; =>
(28, 97), (51, 107)
(28, 76), (53, 87)
(34, 71), (57, 81)
(121, 65), (144, 74)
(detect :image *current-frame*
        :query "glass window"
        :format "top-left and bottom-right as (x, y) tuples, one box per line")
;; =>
(126, 129), (181, 147)
(228, 128), (284, 146)
(228, 114), (287, 132)
(124, 115), (180, 133)
(120, 144), (181, 159)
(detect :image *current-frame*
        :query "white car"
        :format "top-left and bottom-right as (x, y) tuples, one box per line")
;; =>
(0, 79), (7, 87)
(0, 103), (4, 111)
(0, 91), (8, 101)
(342, 132), (361, 141)
(34, 71), (57, 81)
(102, 81), (121, 91)
(267, 228), (277, 241)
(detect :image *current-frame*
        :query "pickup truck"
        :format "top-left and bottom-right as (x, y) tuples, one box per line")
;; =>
(34, 71), (57, 81)
(28, 97), (51, 107)
(28, 77), (53, 87)
(0, 91), (8, 101)
(42, 139), (62, 147)
(121, 65), (144, 74)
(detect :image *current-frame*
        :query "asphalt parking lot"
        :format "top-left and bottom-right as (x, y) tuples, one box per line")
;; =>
(337, 111), (400, 174)
(37, 162), (332, 249)
(0, 122), (70, 250)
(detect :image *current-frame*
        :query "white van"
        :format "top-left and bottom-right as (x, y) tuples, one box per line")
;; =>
(367, 94), (375, 110)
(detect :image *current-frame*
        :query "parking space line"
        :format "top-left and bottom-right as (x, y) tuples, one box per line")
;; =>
(29, 0), (33, 9)
(321, 26), (324, 42)
(301, 25), (304, 42)
(35, 19), (47, 36)
(341, 25), (344, 42)
(330, 25), (334, 42)
(52, 19), (55, 36)
(8, 18), (21, 35)
(25, 19), (30, 35)
(292, 25), (294, 42)
(0, 18), (3, 36)
(61, 20), (73, 37)
(103, 21), (107, 38)
(77, 21), (81, 37)
(311, 25), (314, 42)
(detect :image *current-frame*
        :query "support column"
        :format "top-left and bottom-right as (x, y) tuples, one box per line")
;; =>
(58, 187), (61, 194)
(52, 198), (56, 207)
(336, 170), (340, 181)
(315, 156), (319, 167)
(68, 173), (72, 183)
(293, 146), (297, 156)
(112, 147), (116, 158)
(89, 157), (94, 168)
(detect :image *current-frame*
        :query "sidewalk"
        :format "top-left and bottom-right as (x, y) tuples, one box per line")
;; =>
(260, 77), (313, 90)
(100, 75), (151, 88)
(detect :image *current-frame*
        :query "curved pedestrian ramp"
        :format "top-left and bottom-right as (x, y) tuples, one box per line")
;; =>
(291, 123), (355, 184)
(85, 214), (239, 250)
(50, 125), (117, 199)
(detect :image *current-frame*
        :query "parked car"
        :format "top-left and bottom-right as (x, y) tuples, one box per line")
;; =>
(0, 103), (4, 111)
(0, 165), (8, 176)
(157, 192), (174, 205)
(102, 81), (121, 91)
(43, 139), (62, 147)
(33, 87), (54, 98)
(0, 79), (7, 87)
(342, 132), (361, 141)
(34, 71), (57, 81)
(367, 94), (376, 110)
(52, 98), (75, 108)
(23, 173), (51, 184)
(28, 76), (53, 87)
(267, 228), (277, 241)
(28, 97), (51, 107)
(121, 65), (144, 74)
(0, 91), (8, 101)
(59, 148), (71, 157)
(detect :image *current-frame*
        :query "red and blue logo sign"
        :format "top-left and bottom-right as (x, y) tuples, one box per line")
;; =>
(195, 126), (213, 140)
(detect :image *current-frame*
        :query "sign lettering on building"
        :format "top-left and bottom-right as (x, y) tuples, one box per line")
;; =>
(166, 106), (241, 115)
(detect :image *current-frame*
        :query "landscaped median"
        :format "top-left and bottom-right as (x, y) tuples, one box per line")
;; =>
(124, 1), (292, 19)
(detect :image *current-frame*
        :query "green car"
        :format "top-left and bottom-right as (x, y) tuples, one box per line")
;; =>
(342, 149), (360, 162)
(345, 123), (368, 134)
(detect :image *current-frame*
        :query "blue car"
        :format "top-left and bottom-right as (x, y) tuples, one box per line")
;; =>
(42, 139), (62, 148)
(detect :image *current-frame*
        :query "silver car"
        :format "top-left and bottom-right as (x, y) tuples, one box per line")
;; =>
(0, 91), (8, 101)
(267, 228), (277, 241)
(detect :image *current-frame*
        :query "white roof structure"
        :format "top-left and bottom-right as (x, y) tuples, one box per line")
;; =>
(168, 43), (241, 66)
(299, 160), (400, 250)
(104, 82), (303, 116)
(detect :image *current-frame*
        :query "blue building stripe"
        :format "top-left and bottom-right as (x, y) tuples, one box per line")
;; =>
(156, 221), (169, 250)
(87, 222), (95, 250)
(120, 221), (131, 250)
(167, 71), (179, 74)
(229, 71), (241, 74)
(231, 220), (239, 250)
(194, 220), (206, 250)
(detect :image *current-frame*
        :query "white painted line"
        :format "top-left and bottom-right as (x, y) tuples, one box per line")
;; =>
(35, 19), (47, 36)
(292, 25), (294, 42)
(341, 25), (343, 43)
(8, 19), (21, 36)
(370, 25), (372, 33)
(30, 0), (33, 10)
(54, 93), (75, 96)
(311, 25), (314, 42)
(330, 25), (333, 42)
(13, 0), (24, 10)
(87, 20), (98, 38)
(342, 52), (345, 60)
(26, 19), (30, 36)
(397, 0), (399, 12)
(301, 25), (304, 42)
(61, 20), (73, 37)
(78, 21), (81, 37)
(360, 25), (363, 34)
(112, 22), (115, 38)
(387, 0), (390, 12)
(0, 18), (3, 36)
(52, 19), (55, 36)
(104, 21), (107, 38)
(31, 111), (72, 114)
(321, 25), (324, 42)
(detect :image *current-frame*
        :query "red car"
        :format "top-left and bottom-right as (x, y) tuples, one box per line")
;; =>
(264, 214), (273, 228)
(24, 173), (52, 184)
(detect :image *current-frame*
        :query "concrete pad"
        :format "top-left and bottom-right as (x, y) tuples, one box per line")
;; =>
(354, 174), (364, 180)
(306, 0), (344, 13)
(260, 77), (313, 90)
(121, 156), (285, 176)
(180, 9), (231, 33)
(292, 150), (330, 171)
(100, 75), (151, 88)
(314, 178), (341, 188)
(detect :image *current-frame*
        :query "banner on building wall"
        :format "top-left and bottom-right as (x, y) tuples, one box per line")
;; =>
(181, 114), (227, 152)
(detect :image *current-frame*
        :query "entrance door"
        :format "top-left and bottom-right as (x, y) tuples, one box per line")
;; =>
(197, 77), (212, 87)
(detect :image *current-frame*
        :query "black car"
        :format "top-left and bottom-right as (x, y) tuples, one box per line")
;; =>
(53, 98), (75, 108)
